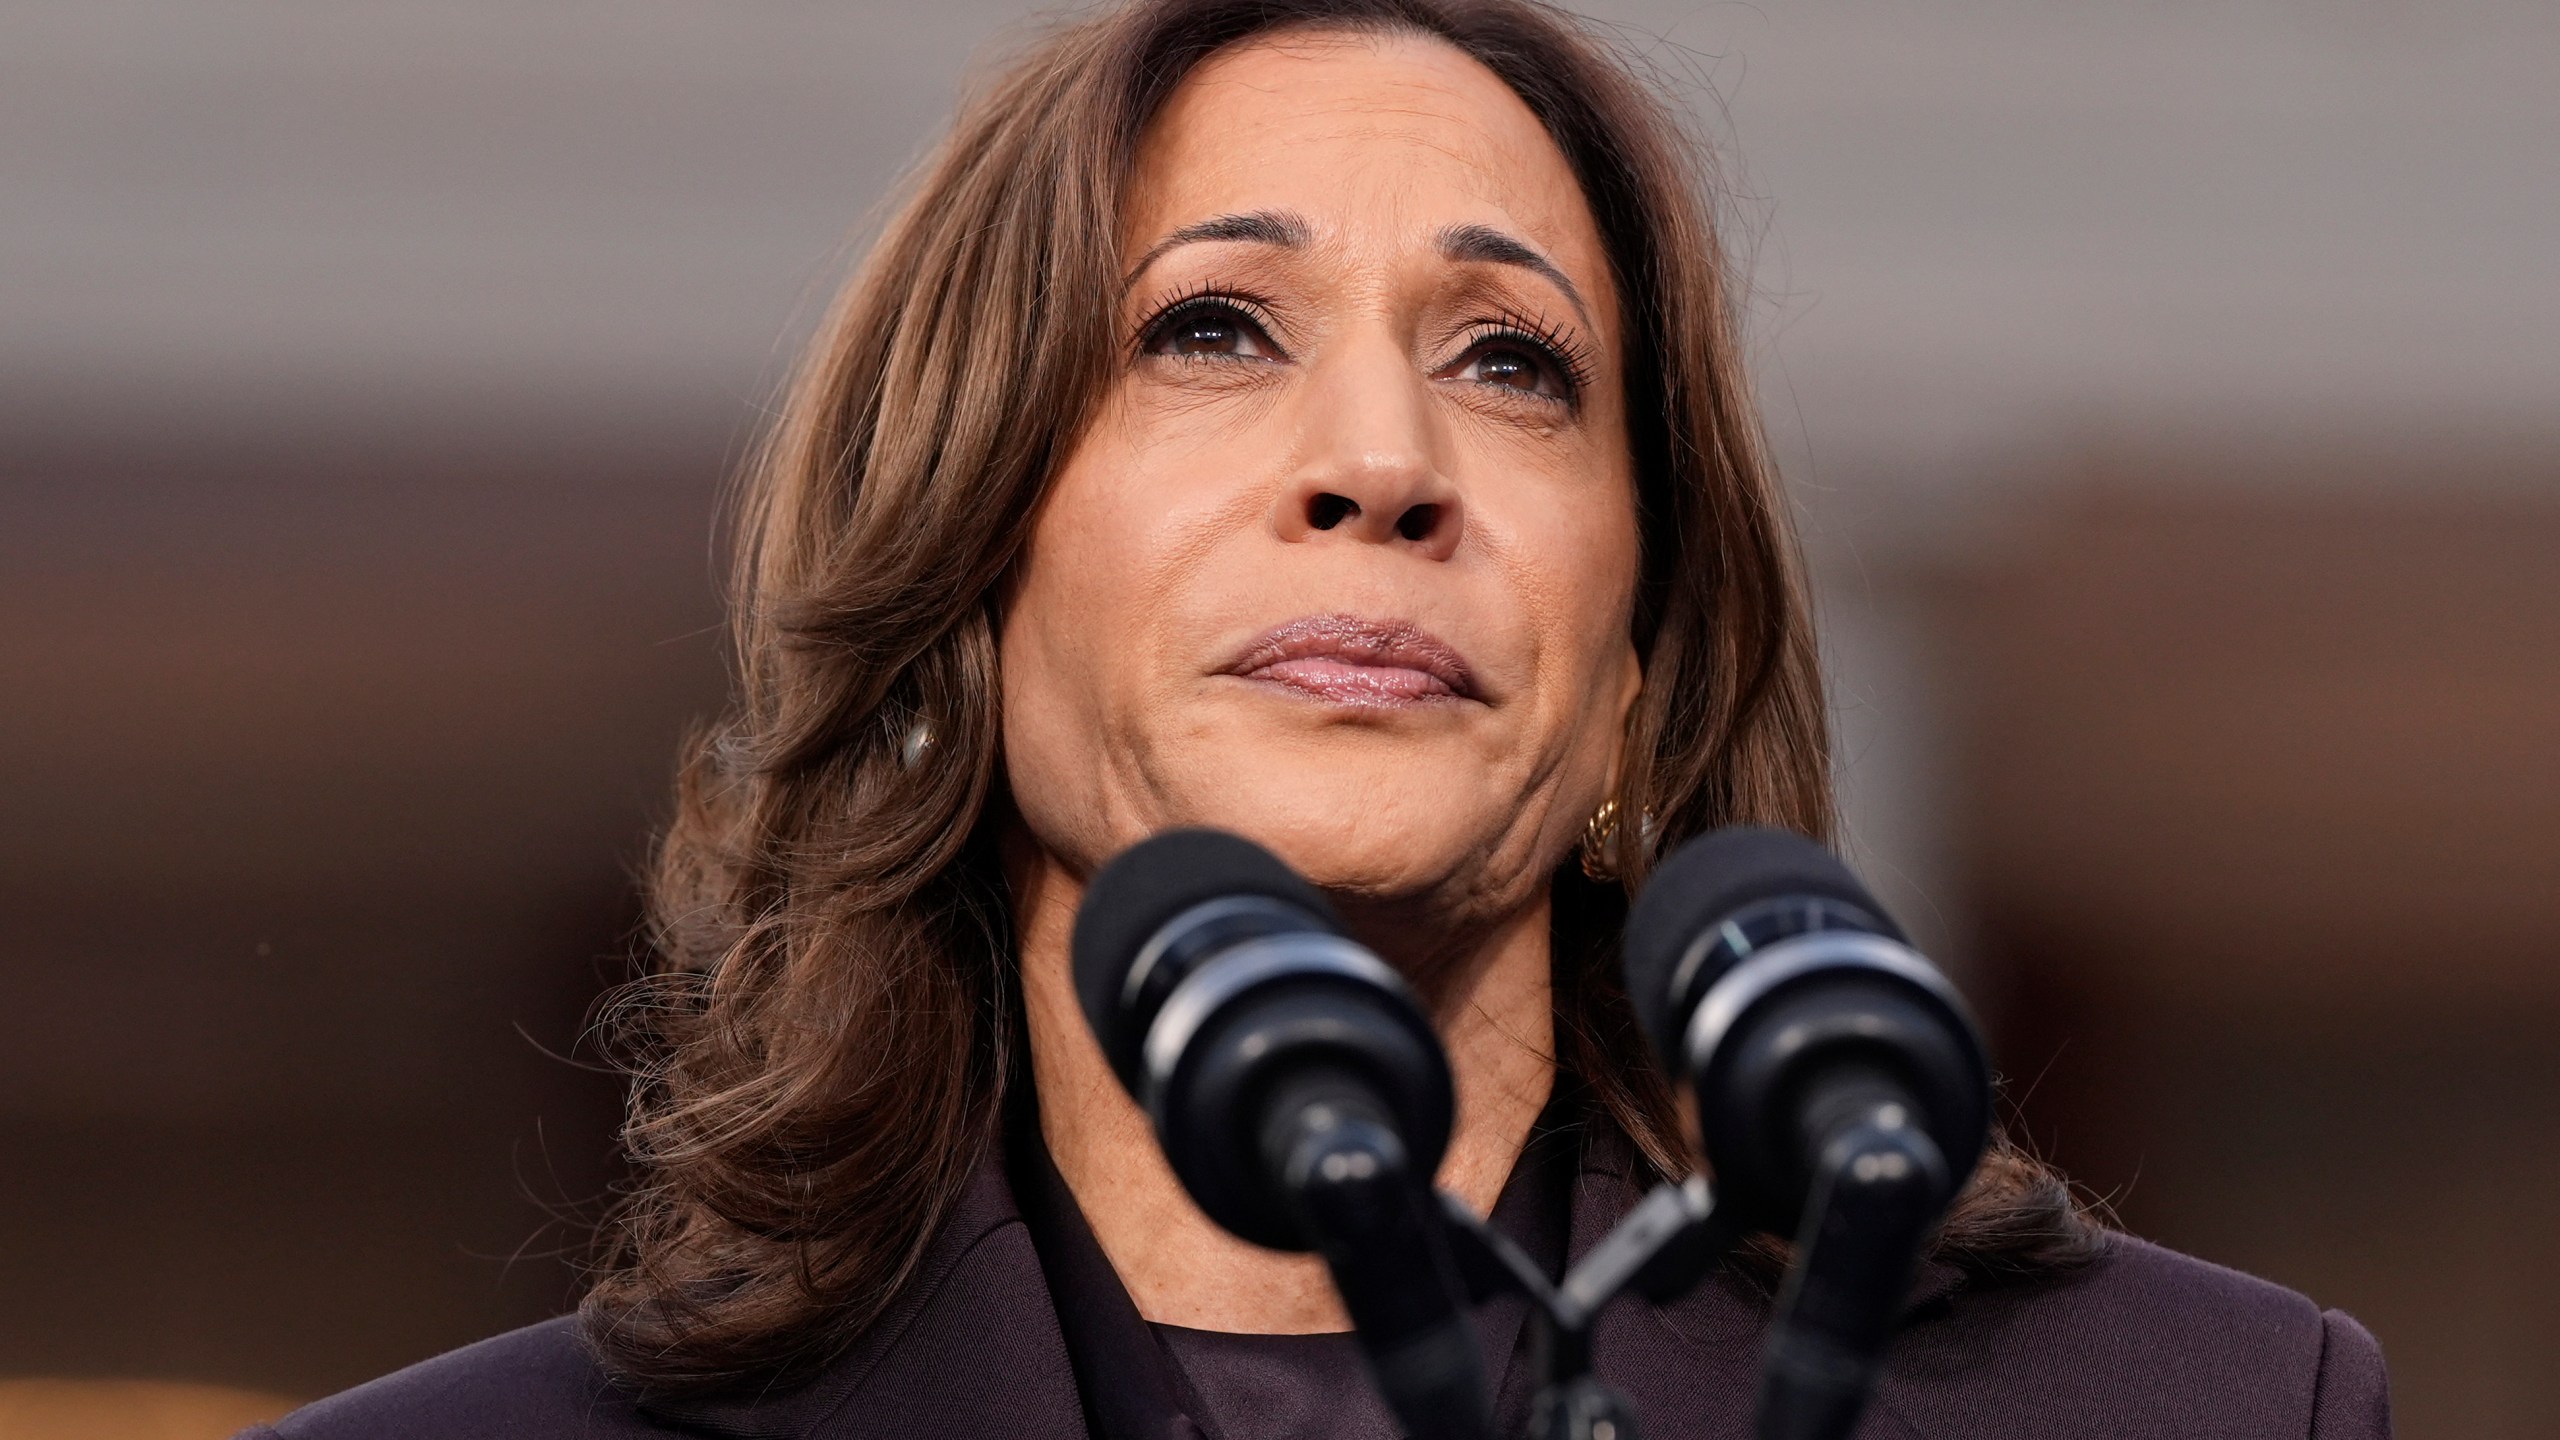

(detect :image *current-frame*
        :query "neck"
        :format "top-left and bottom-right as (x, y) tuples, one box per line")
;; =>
(1011, 842), (1557, 1333)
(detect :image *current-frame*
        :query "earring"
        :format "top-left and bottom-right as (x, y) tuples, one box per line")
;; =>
(1579, 797), (1622, 882)
(899, 718), (935, 770)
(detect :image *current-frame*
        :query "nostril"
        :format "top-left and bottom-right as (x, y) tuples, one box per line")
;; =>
(1308, 493), (1361, 531)
(1395, 503), (1439, 542)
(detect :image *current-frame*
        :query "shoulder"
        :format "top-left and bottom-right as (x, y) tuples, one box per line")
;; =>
(1884, 1235), (2390, 1439)
(244, 1318), (667, 1440)
(238, 1157), (1080, 1440)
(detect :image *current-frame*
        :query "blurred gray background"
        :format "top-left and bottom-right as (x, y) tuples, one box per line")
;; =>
(4, 2), (2555, 1436)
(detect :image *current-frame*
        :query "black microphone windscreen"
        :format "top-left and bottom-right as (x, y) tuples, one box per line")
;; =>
(1621, 826), (1903, 1067)
(1070, 827), (1336, 1055)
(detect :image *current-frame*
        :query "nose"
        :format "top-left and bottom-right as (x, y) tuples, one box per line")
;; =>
(1273, 339), (1462, 561)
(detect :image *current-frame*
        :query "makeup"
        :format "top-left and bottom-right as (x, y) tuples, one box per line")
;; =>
(1225, 614), (1476, 708)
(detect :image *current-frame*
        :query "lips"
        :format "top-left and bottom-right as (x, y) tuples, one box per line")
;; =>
(1224, 614), (1477, 707)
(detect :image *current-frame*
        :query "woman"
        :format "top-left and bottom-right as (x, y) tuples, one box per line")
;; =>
(255, 1), (2390, 1436)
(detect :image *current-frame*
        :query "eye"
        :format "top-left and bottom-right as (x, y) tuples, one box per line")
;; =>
(1456, 340), (1562, 396)
(1440, 316), (1592, 408)
(1141, 297), (1282, 361)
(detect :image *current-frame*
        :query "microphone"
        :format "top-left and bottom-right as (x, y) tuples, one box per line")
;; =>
(1623, 827), (1991, 1440)
(1072, 828), (1491, 1440)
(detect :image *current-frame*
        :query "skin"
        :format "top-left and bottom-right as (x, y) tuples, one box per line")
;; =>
(1000, 28), (1642, 1332)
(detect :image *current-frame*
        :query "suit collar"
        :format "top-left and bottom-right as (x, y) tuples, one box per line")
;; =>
(1009, 1089), (1567, 1440)
(640, 1103), (1962, 1440)
(1006, 1105), (1203, 1440)
(639, 1143), (1086, 1440)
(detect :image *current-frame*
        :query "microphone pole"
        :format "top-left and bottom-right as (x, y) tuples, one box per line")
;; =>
(1073, 828), (1492, 1440)
(1621, 827), (1992, 1440)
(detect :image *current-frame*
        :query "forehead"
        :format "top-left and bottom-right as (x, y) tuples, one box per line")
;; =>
(1126, 30), (1612, 299)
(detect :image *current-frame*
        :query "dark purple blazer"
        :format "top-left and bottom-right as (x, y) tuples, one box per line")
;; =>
(247, 1127), (2390, 1440)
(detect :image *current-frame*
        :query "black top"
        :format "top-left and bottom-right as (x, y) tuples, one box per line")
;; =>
(1009, 1091), (1573, 1440)
(245, 1102), (2392, 1440)
(1147, 1328), (1390, 1440)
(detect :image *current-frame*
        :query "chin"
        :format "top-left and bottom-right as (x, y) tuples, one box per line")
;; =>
(1161, 767), (1559, 992)
(1145, 695), (1547, 897)
(1165, 765), (1500, 902)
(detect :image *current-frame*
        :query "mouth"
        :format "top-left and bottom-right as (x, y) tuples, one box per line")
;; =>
(1224, 614), (1479, 708)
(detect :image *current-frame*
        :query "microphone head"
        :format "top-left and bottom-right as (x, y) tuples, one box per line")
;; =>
(1622, 826), (1904, 1067)
(1071, 828), (1337, 1080)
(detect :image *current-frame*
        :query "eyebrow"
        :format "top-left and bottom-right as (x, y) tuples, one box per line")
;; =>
(1121, 209), (1311, 292)
(1117, 209), (1592, 328)
(1436, 222), (1591, 328)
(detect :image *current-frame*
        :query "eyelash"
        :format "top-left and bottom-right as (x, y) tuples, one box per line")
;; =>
(1455, 306), (1595, 404)
(1131, 288), (1595, 405)
(1132, 285), (1283, 359)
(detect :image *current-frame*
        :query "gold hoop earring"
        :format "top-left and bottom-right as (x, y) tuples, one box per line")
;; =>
(1579, 797), (1622, 882)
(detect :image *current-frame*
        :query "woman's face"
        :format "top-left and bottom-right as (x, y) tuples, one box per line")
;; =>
(1002, 29), (1640, 946)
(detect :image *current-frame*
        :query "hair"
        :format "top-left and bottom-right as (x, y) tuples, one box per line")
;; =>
(582, 0), (2103, 1398)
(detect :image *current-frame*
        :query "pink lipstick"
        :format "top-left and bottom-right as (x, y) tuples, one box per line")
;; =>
(1225, 615), (1477, 708)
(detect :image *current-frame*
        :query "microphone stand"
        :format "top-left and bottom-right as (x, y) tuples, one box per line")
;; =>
(1268, 1070), (1493, 1440)
(1438, 1176), (1739, 1440)
(1752, 1112), (1949, 1440)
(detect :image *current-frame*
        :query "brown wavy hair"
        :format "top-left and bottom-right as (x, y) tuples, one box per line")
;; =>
(582, 0), (2102, 1398)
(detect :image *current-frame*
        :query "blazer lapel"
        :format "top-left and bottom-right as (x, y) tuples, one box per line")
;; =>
(636, 1114), (1971, 1440)
(644, 1155), (1090, 1440)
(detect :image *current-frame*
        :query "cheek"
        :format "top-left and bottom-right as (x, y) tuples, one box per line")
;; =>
(1490, 451), (1640, 790)
(1559, 527), (1642, 759)
(1497, 453), (1640, 699)
(1552, 417), (1642, 698)
(1006, 415), (1166, 682)
(1011, 396), (1277, 660)
(997, 415), (1235, 853)
(997, 452), (1128, 850)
